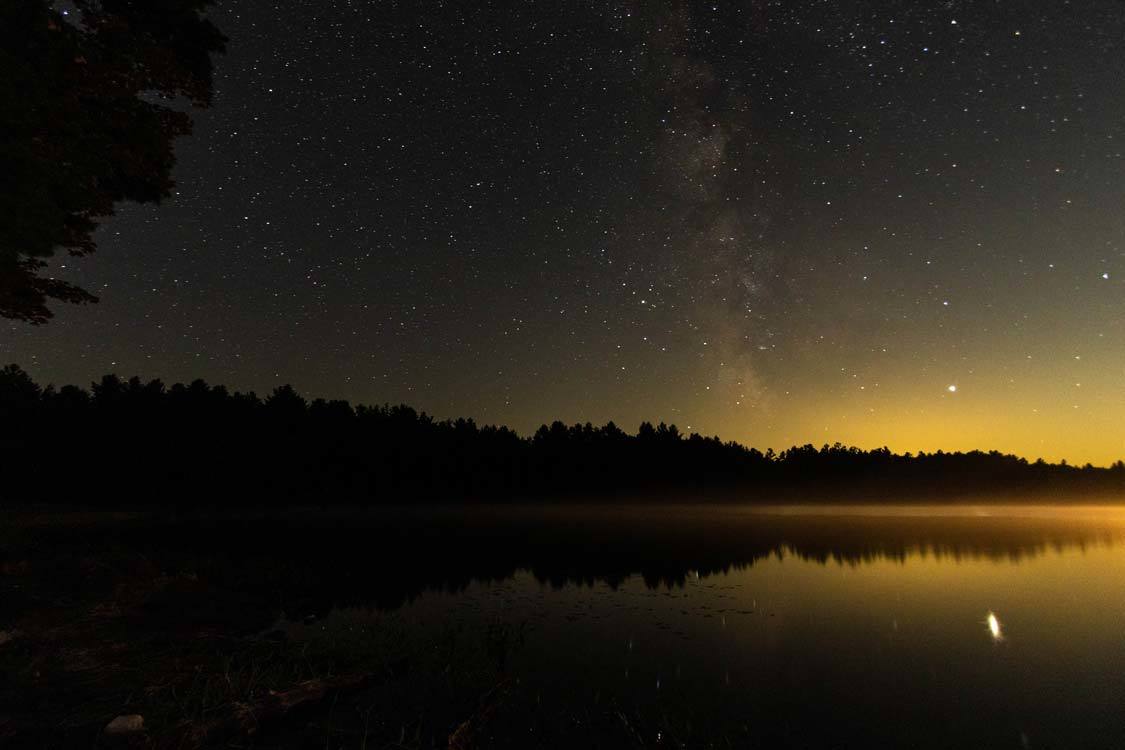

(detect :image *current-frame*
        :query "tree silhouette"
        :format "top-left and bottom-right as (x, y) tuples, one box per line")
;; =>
(1, 363), (1122, 507)
(0, 0), (225, 323)
(0, 363), (42, 417)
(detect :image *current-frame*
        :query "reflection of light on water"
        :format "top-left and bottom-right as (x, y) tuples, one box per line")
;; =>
(986, 611), (1003, 641)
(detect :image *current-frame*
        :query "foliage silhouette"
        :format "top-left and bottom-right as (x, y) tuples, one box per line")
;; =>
(0, 0), (225, 323)
(2, 363), (1123, 506)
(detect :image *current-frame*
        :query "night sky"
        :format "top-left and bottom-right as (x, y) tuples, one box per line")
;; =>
(7, 1), (1125, 464)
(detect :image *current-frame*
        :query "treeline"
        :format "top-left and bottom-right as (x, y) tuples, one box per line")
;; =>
(2, 364), (1122, 505)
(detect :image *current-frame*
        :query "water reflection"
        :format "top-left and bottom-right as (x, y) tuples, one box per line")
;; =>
(14, 504), (1125, 748)
(21, 504), (1125, 627)
(20, 503), (1112, 630)
(987, 611), (1004, 641)
(274, 508), (1125, 749)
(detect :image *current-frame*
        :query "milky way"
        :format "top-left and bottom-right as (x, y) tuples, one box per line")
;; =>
(6, 1), (1125, 463)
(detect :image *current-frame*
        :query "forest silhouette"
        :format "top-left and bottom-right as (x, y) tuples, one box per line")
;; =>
(3, 363), (1123, 505)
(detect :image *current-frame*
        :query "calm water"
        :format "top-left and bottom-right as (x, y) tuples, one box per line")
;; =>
(283, 505), (1125, 748)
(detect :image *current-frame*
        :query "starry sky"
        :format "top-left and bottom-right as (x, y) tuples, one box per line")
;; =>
(6, 1), (1125, 464)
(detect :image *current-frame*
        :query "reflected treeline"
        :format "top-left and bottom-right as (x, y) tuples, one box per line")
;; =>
(2, 364), (1124, 505)
(9, 508), (1124, 631)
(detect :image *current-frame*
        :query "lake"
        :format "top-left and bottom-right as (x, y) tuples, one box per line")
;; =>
(4, 504), (1125, 747)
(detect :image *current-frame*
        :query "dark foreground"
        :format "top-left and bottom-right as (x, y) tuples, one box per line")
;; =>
(3, 504), (1125, 748)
